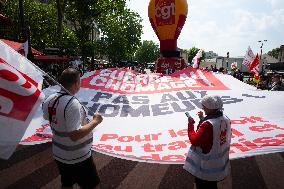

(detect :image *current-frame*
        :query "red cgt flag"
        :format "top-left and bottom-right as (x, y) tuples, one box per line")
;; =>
(249, 53), (260, 79)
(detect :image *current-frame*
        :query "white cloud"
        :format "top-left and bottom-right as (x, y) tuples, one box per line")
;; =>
(266, 0), (284, 10)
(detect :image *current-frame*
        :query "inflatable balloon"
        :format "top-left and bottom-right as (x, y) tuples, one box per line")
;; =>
(148, 0), (188, 74)
(148, 0), (188, 51)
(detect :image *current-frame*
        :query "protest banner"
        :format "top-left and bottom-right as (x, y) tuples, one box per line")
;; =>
(21, 67), (284, 163)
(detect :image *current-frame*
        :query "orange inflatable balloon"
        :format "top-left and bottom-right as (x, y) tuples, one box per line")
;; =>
(148, 0), (188, 51)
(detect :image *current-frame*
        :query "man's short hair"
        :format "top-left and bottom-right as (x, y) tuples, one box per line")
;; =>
(59, 68), (81, 88)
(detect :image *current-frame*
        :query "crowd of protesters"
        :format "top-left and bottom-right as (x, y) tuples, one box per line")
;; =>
(39, 59), (284, 92)
(229, 69), (283, 91)
(205, 63), (284, 91)
(40, 60), (151, 89)
(253, 73), (284, 91)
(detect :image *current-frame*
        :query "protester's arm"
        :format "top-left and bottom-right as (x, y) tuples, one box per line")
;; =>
(65, 100), (103, 141)
(187, 121), (212, 146)
(69, 114), (103, 141)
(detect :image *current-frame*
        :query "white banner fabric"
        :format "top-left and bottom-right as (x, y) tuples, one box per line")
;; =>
(20, 68), (284, 164)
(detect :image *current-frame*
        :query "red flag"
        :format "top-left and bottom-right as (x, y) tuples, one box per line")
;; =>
(249, 54), (260, 79)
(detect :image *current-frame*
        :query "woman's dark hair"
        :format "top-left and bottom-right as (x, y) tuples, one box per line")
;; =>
(59, 68), (80, 88)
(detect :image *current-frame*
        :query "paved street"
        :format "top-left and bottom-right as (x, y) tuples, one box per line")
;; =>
(0, 143), (283, 189)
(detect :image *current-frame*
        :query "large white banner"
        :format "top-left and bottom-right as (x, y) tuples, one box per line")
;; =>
(20, 68), (284, 164)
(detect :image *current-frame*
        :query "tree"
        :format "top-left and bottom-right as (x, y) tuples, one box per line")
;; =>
(96, 7), (142, 64)
(0, 0), (77, 55)
(268, 48), (280, 59)
(135, 40), (160, 64)
(1, 0), (142, 64)
(64, 0), (142, 65)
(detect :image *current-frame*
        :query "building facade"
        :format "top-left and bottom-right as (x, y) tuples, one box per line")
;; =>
(278, 45), (284, 62)
(216, 57), (249, 72)
(179, 49), (188, 65)
(205, 51), (218, 59)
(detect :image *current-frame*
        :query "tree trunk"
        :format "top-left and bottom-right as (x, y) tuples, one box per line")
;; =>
(19, 0), (33, 61)
(57, 0), (63, 56)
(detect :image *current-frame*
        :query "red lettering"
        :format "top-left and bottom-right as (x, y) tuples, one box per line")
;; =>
(162, 155), (185, 161)
(168, 141), (188, 150)
(141, 143), (156, 152)
(230, 142), (251, 152)
(100, 134), (118, 141)
(154, 144), (167, 151)
(249, 116), (269, 123)
(168, 129), (178, 138)
(253, 137), (284, 147)
(0, 69), (18, 81)
(177, 129), (188, 137)
(134, 134), (151, 142)
(231, 116), (269, 125)
(93, 144), (113, 151)
(238, 138), (259, 150)
(151, 133), (162, 140)
(231, 119), (247, 125)
(250, 124), (284, 132)
(239, 117), (257, 123)
(231, 128), (244, 138)
(100, 133), (163, 143)
(113, 146), (132, 152)
(118, 136), (134, 142)
(0, 58), (41, 121)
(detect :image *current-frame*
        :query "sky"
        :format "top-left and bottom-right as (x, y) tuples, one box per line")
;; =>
(126, 0), (284, 57)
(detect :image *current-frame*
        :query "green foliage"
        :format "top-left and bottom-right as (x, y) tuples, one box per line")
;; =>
(96, 7), (143, 63)
(0, 0), (77, 55)
(268, 48), (280, 59)
(64, 0), (142, 62)
(0, 0), (143, 62)
(135, 40), (160, 64)
(0, 0), (20, 40)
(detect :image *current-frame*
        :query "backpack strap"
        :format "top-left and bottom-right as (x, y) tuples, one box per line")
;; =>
(48, 92), (81, 138)
(48, 93), (68, 123)
(64, 96), (75, 119)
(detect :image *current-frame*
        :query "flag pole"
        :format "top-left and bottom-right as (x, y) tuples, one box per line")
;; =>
(14, 52), (95, 115)
(30, 61), (94, 114)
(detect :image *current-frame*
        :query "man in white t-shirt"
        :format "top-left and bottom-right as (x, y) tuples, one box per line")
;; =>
(42, 68), (103, 189)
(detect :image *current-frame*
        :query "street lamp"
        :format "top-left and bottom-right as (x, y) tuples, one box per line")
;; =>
(258, 39), (267, 74)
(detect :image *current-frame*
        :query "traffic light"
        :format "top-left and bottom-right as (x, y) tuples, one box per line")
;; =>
(227, 52), (229, 59)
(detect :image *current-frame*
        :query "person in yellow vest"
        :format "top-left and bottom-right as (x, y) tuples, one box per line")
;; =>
(183, 95), (231, 189)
